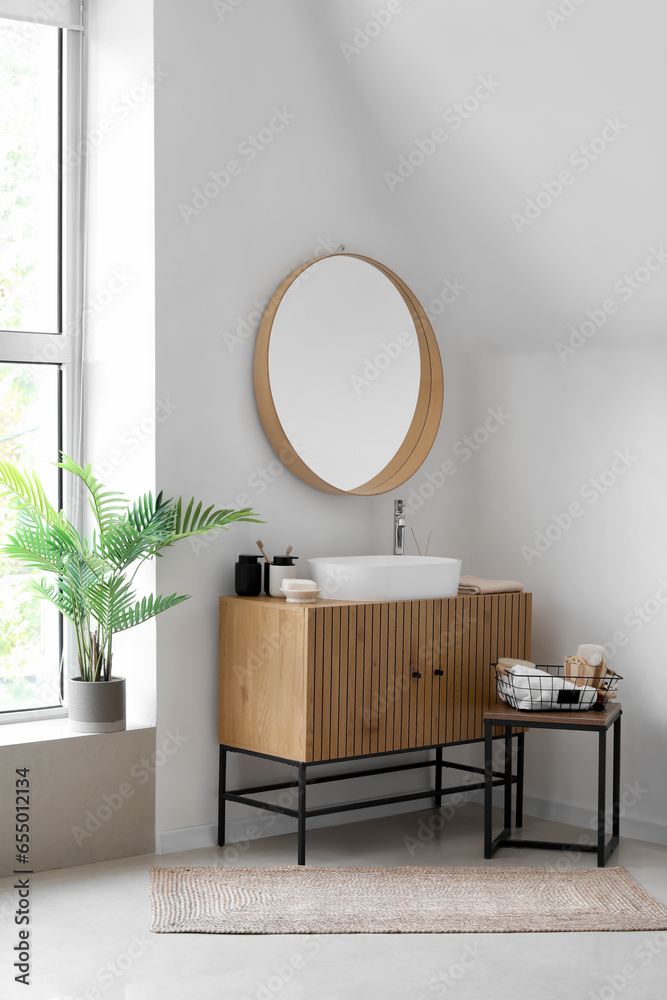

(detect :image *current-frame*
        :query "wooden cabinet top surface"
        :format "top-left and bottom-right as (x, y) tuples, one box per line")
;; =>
(220, 593), (530, 611)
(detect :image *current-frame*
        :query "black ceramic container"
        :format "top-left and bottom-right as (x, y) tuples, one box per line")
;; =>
(234, 554), (262, 596)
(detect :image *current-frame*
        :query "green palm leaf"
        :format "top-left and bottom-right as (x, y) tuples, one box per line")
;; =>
(103, 491), (177, 568)
(126, 490), (173, 535)
(0, 460), (67, 528)
(30, 577), (78, 625)
(170, 499), (261, 542)
(83, 575), (136, 631)
(111, 592), (189, 632)
(102, 521), (159, 571)
(57, 456), (128, 538)
(4, 515), (80, 575)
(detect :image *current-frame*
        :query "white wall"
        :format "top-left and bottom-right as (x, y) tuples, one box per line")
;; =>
(85, 0), (156, 725)
(429, 0), (667, 840)
(153, 0), (667, 847)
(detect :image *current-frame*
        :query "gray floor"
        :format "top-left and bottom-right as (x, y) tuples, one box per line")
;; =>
(1, 804), (666, 1000)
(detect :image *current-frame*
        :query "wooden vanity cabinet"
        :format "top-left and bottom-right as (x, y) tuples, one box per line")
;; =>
(219, 593), (532, 763)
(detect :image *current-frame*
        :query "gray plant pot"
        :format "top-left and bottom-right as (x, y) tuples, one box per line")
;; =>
(67, 677), (126, 733)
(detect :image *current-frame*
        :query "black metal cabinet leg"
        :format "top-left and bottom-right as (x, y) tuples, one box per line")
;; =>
(484, 721), (493, 858)
(597, 729), (607, 867)
(217, 746), (227, 847)
(434, 746), (443, 808)
(504, 728), (513, 832)
(612, 717), (621, 841)
(516, 732), (525, 828)
(297, 762), (307, 865)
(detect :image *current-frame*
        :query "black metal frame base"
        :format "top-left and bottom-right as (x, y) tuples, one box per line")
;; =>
(218, 737), (524, 865)
(484, 714), (621, 867)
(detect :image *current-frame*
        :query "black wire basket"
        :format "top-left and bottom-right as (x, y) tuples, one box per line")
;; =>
(495, 662), (622, 712)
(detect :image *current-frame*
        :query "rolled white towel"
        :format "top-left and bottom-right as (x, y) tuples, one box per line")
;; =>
(518, 681), (597, 711)
(508, 664), (565, 696)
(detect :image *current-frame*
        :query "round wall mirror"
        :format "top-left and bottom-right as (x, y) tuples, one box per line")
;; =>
(254, 253), (443, 495)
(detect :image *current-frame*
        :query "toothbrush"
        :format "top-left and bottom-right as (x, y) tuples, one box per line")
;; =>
(256, 540), (270, 563)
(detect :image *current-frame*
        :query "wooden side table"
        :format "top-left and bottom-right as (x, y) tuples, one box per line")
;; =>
(483, 701), (622, 867)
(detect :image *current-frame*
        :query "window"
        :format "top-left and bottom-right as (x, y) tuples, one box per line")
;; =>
(0, 19), (60, 332)
(0, 15), (81, 719)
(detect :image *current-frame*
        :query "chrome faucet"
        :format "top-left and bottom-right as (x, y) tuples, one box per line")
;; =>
(393, 499), (405, 555)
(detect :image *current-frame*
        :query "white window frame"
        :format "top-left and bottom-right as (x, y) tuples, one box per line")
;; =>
(0, 23), (83, 723)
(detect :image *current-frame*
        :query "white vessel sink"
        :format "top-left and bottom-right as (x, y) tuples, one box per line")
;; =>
(307, 555), (462, 602)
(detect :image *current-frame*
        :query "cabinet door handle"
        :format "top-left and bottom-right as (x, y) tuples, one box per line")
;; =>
(411, 671), (422, 679)
(434, 669), (444, 676)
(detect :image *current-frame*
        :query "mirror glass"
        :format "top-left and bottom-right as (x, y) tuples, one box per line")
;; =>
(254, 253), (443, 495)
(269, 256), (420, 491)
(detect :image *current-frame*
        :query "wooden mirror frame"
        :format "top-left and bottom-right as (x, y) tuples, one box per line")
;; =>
(253, 253), (444, 496)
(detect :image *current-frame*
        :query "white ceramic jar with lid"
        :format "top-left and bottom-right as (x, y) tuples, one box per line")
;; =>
(266, 554), (298, 597)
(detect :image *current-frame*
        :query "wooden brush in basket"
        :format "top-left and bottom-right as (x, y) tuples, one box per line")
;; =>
(564, 649), (617, 703)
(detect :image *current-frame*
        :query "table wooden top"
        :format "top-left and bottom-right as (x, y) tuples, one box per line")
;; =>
(484, 700), (622, 728)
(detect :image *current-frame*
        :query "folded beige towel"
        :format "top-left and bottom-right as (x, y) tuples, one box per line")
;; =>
(458, 575), (524, 595)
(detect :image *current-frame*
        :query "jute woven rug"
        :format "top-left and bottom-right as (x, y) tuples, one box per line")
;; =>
(149, 865), (667, 934)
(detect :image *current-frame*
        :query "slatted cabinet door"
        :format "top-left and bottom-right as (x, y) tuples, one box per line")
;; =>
(434, 593), (533, 745)
(308, 602), (414, 761)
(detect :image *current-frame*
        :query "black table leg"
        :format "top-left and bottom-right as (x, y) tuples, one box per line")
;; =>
(597, 729), (607, 867)
(217, 746), (227, 847)
(516, 732), (525, 828)
(434, 746), (443, 808)
(504, 728), (513, 832)
(297, 762), (307, 865)
(484, 721), (493, 858)
(612, 716), (621, 843)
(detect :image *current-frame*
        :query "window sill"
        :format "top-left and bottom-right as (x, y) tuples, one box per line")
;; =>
(0, 716), (155, 747)
(1, 707), (68, 726)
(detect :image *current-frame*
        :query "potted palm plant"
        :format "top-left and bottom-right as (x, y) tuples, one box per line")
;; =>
(0, 455), (259, 732)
